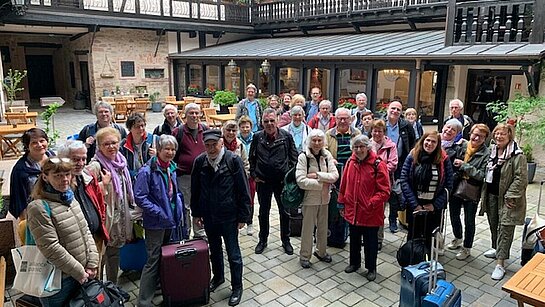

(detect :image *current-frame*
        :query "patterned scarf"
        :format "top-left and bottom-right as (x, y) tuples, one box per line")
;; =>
(224, 137), (238, 152)
(485, 140), (522, 183)
(95, 150), (134, 201)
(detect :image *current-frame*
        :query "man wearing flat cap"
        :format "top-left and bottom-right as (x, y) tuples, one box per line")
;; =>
(191, 129), (251, 306)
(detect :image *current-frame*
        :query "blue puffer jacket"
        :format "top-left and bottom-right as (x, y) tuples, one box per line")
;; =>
(400, 150), (454, 210)
(134, 157), (183, 230)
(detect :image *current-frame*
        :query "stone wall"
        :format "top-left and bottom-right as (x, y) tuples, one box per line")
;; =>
(90, 28), (170, 104)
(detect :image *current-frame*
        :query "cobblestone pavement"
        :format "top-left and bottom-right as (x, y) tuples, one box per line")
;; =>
(5, 106), (545, 306)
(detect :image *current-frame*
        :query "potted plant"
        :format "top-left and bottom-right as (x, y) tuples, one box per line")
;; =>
(2, 69), (28, 107)
(204, 85), (216, 98)
(187, 84), (199, 96)
(213, 90), (238, 114)
(40, 103), (61, 147)
(487, 94), (545, 183)
(149, 92), (162, 112)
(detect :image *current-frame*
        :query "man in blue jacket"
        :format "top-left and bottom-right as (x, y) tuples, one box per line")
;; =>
(191, 130), (251, 306)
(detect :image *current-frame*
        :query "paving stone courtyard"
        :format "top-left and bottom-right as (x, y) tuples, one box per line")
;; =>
(4, 106), (545, 306)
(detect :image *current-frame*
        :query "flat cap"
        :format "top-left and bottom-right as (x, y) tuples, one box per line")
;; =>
(203, 129), (222, 142)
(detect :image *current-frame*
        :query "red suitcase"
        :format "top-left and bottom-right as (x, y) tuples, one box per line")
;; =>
(160, 239), (210, 306)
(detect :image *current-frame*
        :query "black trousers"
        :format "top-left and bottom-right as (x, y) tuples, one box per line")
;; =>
(256, 181), (290, 243)
(349, 224), (379, 272)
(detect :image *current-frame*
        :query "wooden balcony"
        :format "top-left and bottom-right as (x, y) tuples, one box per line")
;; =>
(446, 0), (545, 45)
(252, 0), (449, 30)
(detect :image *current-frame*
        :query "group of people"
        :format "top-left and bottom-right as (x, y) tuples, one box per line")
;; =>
(8, 84), (528, 306)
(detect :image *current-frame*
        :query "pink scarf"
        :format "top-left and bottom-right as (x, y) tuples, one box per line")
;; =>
(95, 151), (134, 201)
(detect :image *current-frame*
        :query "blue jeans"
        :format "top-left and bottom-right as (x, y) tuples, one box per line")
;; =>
(39, 276), (79, 307)
(205, 222), (243, 290)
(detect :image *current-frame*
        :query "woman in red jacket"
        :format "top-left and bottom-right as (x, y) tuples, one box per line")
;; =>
(338, 135), (391, 281)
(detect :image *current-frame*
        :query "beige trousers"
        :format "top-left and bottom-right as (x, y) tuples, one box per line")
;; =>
(299, 204), (328, 261)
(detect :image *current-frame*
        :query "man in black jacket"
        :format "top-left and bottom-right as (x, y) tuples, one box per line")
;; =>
(191, 130), (251, 306)
(384, 101), (416, 234)
(249, 108), (298, 255)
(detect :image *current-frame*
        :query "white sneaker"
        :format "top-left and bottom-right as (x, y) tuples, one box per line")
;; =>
(447, 238), (463, 250)
(484, 249), (497, 259)
(456, 248), (471, 260)
(246, 224), (254, 236)
(491, 264), (505, 280)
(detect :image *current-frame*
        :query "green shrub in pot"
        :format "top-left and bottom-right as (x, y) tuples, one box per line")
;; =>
(213, 90), (238, 106)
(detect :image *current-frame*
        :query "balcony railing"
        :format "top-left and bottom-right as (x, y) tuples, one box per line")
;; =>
(28, 0), (251, 24)
(253, 0), (446, 24)
(446, 0), (545, 45)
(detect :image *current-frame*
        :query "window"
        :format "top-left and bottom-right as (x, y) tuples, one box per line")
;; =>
(306, 67), (330, 99)
(279, 67), (300, 95)
(338, 68), (367, 99)
(224, 66), (240, 96)
(120, 61), (135, 77)
(419, 70), (438, 117)
(176, 66), (186, 97)
(377, 69), (411, 111)
(188, 64), (202, 94)
(144, 68), (165, 79)
(206, 65), (219, 95)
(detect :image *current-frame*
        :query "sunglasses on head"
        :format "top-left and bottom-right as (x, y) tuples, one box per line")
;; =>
(48, 157), (71, 164)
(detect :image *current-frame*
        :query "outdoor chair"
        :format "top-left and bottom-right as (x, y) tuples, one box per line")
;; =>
(228, 106), (237, 115)
(113, 100), (129, 123)
(133, 99), (149, 120)
(165, 96), (176, 102)
(202, 107), (221, 128)
(102, 97), (115, 103)
(9, 106), (29, 113)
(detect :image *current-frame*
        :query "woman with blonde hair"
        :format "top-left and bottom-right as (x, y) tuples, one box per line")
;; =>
(88, 127), (133, 284)
(27, 157), (99, 306)
(481, 123), (527, 280)
(405, 108), (424, 140)
(279, 94), (306, 127)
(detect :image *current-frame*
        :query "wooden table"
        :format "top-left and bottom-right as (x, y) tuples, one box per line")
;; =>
(503, 253), (545, 306)
(0, 124), (36, 159)
(209, 114), (236, 125)
(4, 112), (39, 125)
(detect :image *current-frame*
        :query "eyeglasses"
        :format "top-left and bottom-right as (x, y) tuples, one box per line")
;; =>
(337, 117), (350, 122)
(101, 141), (119, 148)
(226, 129), (237, 133)
(48, 157), (71, 164)
(263, 119), (276, 124)
(353, 145), (366, 150)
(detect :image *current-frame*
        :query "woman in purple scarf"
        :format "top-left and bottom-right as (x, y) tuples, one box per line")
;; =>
(87, 127), (133, 284)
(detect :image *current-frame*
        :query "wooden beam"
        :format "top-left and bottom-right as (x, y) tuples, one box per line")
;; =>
(444, 0), (456, 46)
(69, 31), (89, 41)
(154, 28), (165, 57)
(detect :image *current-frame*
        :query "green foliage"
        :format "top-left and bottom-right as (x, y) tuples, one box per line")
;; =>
(258, 97), (268, 109)
(340, 102), (357, 109)
(213, 90), (238, 106)
(149, 92), (160, 103)
(40, 103), (61, 146)
(522, 143), (534, 163)
(2, 69), (28, 104)
(487, 94), (545, 162)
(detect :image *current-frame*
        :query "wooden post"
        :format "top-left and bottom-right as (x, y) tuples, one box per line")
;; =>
(444, 0), (456, 46)
(531, 0), (545, 43)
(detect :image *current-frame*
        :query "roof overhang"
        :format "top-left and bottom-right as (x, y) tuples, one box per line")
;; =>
(169, 30), (545, 62)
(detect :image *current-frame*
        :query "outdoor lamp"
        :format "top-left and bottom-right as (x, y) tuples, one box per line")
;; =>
(261, 59), (271, 75)
(11, 0), (28, 15)
(227, 59), (238, 73)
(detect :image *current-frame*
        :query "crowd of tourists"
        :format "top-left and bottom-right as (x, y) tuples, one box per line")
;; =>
(8, 83), (528, 306)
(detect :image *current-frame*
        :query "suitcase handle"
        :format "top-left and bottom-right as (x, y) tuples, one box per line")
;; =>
(175, 248), (197, 259)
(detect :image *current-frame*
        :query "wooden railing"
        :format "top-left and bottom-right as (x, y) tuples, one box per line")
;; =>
(446, 0), (545, 45)
(253, 0), (446, 23)
(28, 0), (251, 24)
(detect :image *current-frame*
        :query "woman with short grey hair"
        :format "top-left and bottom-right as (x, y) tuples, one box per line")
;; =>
(295, 129), (339, 269)
(153, 104), (182, 136)
(442, 118), (464, 162)
(338, 134), (391, 281)
(281, 105), (310, 153)
(134, 134), (184, 306)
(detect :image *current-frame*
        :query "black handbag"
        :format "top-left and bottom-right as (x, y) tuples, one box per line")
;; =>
(68, 279), (128, 307)
(453, 179), (481, 202)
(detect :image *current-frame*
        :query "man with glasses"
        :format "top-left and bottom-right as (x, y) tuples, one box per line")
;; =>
(78, 101), (127, 163)
(305, 87), (322, 122)
(384, 101), (416, 233)
(236, 84), (263, 132)
(249, 108), (298, 255)
(443, 99), (474, 142)
(325, 108), (361, 167)
(173, 103), (208, 238)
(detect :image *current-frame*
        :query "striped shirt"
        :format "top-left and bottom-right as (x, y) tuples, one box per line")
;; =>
(417, 165), (439, 200)
(336, 133), (352, 166)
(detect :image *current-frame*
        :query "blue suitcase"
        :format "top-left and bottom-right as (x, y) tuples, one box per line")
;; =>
(422, 279), (462, 307)
(120, 239), (148, 271)
(400, 261), (446, 307)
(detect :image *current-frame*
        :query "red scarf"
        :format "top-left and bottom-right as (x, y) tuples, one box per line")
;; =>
(224, 137), (238, 152)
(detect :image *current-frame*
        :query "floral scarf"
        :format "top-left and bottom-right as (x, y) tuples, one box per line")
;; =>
(485, 140), (522, 183)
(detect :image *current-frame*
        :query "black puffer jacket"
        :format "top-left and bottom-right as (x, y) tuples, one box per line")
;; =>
(190, 150), (251, 225)
(249, 128), (298, 184)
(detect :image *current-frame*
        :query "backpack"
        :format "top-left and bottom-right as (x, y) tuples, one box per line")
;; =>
(281, 153), (311, 210)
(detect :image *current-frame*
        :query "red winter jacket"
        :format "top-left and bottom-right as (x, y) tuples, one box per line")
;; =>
(81, 169), (110, 242)
(308, 114), (336, 131)
(338, 151), (391, 227)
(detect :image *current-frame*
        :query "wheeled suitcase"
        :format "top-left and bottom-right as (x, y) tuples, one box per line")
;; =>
(421, 226), (461, 307)
(15, 295), (42, 307)
(288, 207), (303, 237)
(400, 261), (446, 307)
(160, 238), (210, 306)
(422, 279), (462, 307)
(120, 239), (147, 272)
(521, 180), (545, 265)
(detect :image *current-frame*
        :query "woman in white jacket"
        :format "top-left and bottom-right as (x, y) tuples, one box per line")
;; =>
(296, 129), (339, 268)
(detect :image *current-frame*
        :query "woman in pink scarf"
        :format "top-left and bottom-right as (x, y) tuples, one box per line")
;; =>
(87, 127), (133, 284)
